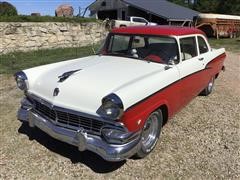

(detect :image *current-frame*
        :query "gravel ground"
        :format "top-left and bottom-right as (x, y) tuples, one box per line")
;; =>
(0, 52), (239, 179)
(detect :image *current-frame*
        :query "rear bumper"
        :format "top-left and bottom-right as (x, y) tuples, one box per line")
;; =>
(18, 99), (141, 162)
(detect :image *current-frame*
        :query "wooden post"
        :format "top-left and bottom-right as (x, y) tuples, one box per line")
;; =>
(216, 27), (219, 39)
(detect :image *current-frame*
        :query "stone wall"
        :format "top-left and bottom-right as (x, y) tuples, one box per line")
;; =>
(0, 22), (107, 54)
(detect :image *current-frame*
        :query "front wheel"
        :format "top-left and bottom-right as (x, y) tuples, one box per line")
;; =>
(135, 110), (163, 158)
(200, 76), (215, 96)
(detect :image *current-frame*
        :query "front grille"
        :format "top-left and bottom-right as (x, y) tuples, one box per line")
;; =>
(33, 99), (105, 134)
(34, 100), (56, 120)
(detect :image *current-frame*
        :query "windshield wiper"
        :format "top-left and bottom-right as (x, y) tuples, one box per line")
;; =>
(58, 69), (81, 82)
(103, 53), (143, 60)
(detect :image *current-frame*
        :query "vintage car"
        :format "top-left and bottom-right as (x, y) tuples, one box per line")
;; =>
(15, 26), (226, 161)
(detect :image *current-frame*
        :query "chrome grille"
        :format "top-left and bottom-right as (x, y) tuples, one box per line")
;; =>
(34, 100), (56, 120)
(32, 99), (105, 134)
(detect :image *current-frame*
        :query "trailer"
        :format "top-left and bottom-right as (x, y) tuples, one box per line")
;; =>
(194, 13), (240, 39)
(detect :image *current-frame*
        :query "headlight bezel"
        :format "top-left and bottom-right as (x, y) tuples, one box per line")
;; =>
(14, 71), (29, 91)
(97, 93), (124, 120)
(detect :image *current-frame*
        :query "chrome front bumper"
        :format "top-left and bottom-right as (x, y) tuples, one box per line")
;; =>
(17, 99), (141, 162)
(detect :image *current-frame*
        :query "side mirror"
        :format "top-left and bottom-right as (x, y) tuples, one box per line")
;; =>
(131, 49), (138, 58)
(168, 59), (175, 65)
(165, 58), (178, 70)
(168, 56), (179, 65)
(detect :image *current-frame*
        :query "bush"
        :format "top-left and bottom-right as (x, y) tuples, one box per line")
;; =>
(0, 1), (18, 16)
(0, 15), (97, 23)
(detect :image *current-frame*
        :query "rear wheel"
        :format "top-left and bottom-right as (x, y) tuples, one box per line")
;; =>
(201, 76), (215, 96)
(135, 110), (163, 158)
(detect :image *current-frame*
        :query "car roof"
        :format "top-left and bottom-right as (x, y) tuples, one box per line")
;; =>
(111, 26), (205, 36)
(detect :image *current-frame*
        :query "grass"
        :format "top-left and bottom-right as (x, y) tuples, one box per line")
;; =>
(208, 37), (240, 53)
(0, 15), (97, 23)
(0, 45), (98, 74)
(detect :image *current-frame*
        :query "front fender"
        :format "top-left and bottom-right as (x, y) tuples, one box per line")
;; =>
(121, 99), (170, 132)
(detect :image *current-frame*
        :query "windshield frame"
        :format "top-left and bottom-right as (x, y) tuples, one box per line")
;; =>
(98, 33), (180, 64)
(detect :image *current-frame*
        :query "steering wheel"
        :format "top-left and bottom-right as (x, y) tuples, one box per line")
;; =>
(144, 50), (169, 64)
(144, 54), (164, 63)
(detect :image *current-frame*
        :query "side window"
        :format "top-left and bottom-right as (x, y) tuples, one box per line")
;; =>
(198, 36), (209, 54)
(132, 18), (147, 24)
(148, 37), (179, 63)
(180, 37), (198, 61)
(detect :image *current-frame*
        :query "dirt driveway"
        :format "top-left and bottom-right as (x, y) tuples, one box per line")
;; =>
(0, 52), (239, 179)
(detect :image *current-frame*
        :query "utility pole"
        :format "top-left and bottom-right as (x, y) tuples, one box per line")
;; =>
(78, 6), (81, 17)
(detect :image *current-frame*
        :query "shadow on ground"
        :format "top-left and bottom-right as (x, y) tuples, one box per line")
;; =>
(18, 122), (126, 173)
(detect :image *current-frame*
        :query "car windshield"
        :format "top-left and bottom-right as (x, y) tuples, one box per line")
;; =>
(99, 34), (179, 64)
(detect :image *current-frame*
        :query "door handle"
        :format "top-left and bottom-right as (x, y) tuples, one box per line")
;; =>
(198, 57), (204, 61)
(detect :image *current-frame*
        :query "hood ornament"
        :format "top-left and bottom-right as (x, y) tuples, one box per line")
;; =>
(58, 69), (81, 82)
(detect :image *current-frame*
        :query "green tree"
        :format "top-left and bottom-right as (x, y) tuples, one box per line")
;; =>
(193, 0), (220, 13)
(217, 0), (240, 15)
(169, 0), (240, 15)
(0, 1), (18, 16)
(168, 0), (189, 7)
(168, 0), (196, 8)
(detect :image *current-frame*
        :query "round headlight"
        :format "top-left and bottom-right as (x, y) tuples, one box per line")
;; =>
(14, 71), (28, 91)
(97, 94), (124, 120)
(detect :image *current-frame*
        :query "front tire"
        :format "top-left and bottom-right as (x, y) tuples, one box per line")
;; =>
(135, 110), (163, 158)
(201, 76), (215, 96)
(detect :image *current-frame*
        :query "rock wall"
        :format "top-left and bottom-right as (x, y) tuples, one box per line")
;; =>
(0, 22), (107, 54)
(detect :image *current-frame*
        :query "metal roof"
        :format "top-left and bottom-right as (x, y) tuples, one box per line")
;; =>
(111, 26), (205, 36)
(122, 0), (199, 21)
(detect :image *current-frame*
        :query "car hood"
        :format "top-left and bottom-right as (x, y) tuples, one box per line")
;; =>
(25, 55), (165, 115)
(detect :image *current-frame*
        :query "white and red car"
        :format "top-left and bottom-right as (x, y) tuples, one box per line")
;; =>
(15, 26), (226, 161)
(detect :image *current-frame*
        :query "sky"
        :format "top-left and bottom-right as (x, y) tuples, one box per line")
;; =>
(5, 0), (95, 16)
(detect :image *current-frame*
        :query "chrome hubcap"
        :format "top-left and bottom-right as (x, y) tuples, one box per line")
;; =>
(141, 113), (159, 152)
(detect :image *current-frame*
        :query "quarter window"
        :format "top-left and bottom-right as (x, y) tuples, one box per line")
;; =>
(198, 36), (209, 54)
(180, 37), (197, 60)
(108, 35), (130, 52)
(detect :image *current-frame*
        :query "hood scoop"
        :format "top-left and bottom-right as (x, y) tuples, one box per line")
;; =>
(58, 69), (81, 82)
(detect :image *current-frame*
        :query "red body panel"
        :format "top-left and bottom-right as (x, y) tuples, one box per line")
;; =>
(206, 53), (226, 75)
(112, 26), (205, 36)
(120, 53), (226, 132)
